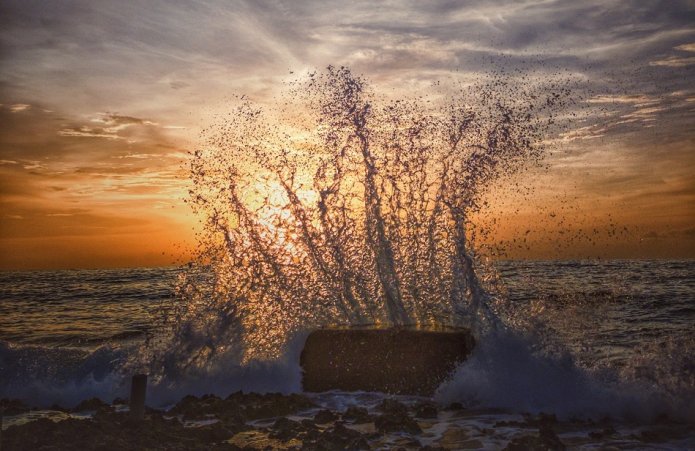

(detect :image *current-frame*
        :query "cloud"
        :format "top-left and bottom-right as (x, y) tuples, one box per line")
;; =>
(649, 55), (695, 67)
(674, 42), (695, 52)
(58, 126), (123, 140)
(9, 104), (30, 112)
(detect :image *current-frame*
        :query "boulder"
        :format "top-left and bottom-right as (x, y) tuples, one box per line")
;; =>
(301, 327), (475, 395)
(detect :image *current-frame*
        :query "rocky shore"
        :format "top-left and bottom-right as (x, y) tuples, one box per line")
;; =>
(2, 394), (693, 450)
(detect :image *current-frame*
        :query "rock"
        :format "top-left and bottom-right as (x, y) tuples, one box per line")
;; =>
(376, 398), (408, 416)
(313, 423), (368, 450)
(169, 392), (314, 423)
(2, 410), (238, 451)
(414, 402), (438, 419)
(112, 397), (128, 405)
(3, 392), (317, 450)
(374, 412), (422, 434)
(314, 409), (338, 424)
(301, 327), (475, 395)
(503, 432), (566, 451)
(72, 397), (109, 412)
(342, 406), (372, 423)
(269, 417), (303, 441)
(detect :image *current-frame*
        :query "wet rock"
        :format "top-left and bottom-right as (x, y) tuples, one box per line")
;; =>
(343, 406), (372, 423)
(419, 446), (447, 451)
(170, 392), (315, 423)
(2, 410), (240, 451)
(376, 398), (408, 416)
(4, 392), (314, 450)
(374, 411), (422, 434)
(314, 423), (369, 450)
(301, 418), (319, 429)
(503, 431), (566, 451)
(241, 392), (315, 420)
(269, 417), (303, 441)
(414, 401), (438, 419)
(72, 397), (109, 412)
(188, 421), (235, 442)
(314, 408), (338, 424)
(445, 402), (464, 410)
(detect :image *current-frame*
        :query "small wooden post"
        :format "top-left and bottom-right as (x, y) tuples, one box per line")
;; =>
(130, 374), (147, 419)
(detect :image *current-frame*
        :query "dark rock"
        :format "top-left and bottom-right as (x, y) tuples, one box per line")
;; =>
(2, 410), (238, 451)
(376, 398), (408, 416)
(269, 417), (303, 441)
(112, 397), (128, 405)
(414, 402), (438, 419)
(188, 421), (235, 442)
(312, 423), (368, 450)
(374, 412), (422, 434)
(169, 392), (314, 423)
(72, 397), (109, 412)
(301, 327), (475, 396)
(503, 431), (566, 451)
(301, 418), (319, 429)
(314, 409), (338, 424)
(342, 406), (372, 423)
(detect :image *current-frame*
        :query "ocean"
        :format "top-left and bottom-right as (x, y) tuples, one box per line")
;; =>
(1, 260), (694, 448)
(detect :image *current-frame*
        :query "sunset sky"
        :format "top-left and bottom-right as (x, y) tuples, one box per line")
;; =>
(1, 0), (693, 270)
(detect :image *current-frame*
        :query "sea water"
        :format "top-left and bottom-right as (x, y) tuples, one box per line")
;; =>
(1, 260), (692, 414)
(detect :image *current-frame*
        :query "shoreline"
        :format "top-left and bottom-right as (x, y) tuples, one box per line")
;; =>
(2, 392), (693, 450)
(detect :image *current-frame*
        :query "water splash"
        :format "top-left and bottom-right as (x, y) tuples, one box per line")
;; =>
(138, 66), (567, 379)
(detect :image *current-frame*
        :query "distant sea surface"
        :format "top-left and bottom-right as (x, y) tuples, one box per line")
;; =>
(1, 260), (692, 356)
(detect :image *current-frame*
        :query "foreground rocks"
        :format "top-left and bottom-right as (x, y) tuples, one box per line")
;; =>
(2, 394), (692, 450)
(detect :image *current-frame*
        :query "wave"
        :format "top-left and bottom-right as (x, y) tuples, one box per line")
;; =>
(436, 329), (695, 423)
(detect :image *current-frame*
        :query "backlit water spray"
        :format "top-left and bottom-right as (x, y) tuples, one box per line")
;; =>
(139, 66), (569, 379)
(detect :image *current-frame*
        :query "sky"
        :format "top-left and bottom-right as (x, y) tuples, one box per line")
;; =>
(0, 0), (693, 269)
